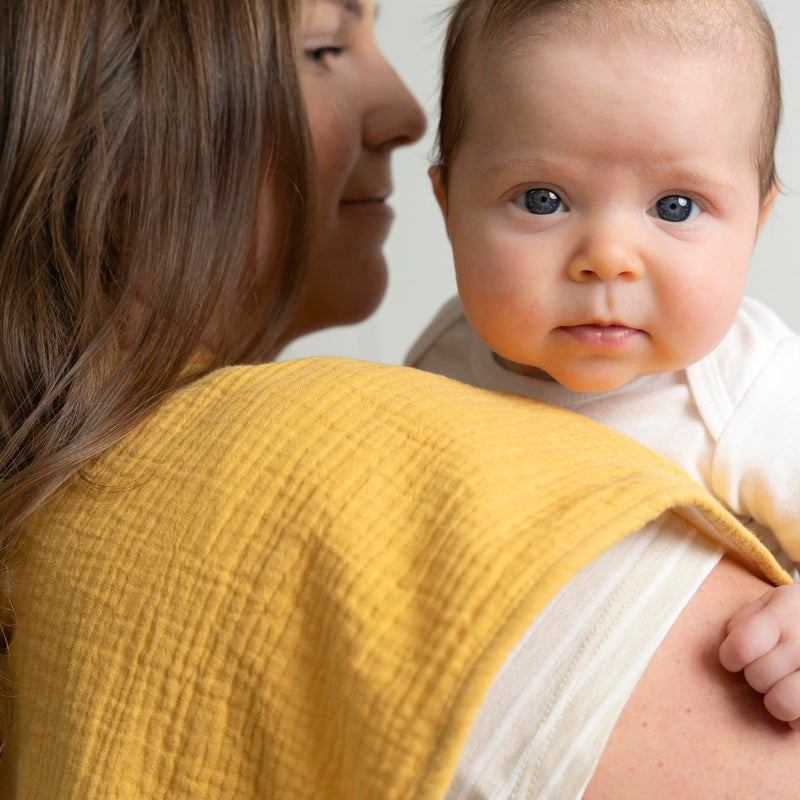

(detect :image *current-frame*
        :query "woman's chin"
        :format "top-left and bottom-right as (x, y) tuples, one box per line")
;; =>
(281, 263), (388, 343)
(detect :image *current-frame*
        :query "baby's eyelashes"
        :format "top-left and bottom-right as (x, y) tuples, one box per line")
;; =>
(511, 189), (702, 223)
(513, 188), (567, 215)
(648, 195), (701, 223)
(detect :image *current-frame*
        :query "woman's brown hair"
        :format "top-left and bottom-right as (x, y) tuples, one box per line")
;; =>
(0, 0), (310, 746)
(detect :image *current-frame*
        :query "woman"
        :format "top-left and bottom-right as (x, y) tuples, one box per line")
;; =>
(288, 0), (427, 341)
(0, 0), (795, 797)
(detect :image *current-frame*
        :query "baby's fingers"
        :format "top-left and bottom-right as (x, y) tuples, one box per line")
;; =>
(764, 671), (800, 725)
(743, 641), (800, 693)
(719, 612), (780, 673)
(725, 591), (773, 633)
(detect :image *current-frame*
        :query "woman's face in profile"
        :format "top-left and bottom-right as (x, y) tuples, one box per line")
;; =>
(281, 0), (426, 341)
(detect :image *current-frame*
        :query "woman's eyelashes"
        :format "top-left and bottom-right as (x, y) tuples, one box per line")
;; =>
(513, 188), (567, 215)
(648, 195), (701, 223)
(304, 45), (346, 68)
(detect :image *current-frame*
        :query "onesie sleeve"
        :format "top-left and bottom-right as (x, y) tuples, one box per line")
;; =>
(708, 337), (800, 563)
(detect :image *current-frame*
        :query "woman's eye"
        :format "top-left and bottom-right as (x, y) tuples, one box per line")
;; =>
(650, 195), (700, 223)
(514, 188), (566, 215)
(304, 46), (345, 66)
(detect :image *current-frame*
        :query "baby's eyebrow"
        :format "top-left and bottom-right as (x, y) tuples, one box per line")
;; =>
(646, 168), (738, 194)
(483, 158), (553, 179)
(484, 160), (739, 195)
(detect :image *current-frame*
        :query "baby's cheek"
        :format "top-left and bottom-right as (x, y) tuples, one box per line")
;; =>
(653, 279), (735, 367)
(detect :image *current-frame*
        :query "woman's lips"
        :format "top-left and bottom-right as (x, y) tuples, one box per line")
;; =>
(340, 197), (394, 222)
(558, 324), (643, 347)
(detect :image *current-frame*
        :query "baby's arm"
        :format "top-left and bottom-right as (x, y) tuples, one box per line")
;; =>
(719, 583), (800, 730)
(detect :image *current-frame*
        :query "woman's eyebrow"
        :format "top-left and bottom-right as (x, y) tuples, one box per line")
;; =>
(320, 0), (365, 18)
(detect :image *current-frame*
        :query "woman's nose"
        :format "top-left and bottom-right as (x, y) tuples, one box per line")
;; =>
(363, 54), (427, 152)
(566, 227), (645, 283)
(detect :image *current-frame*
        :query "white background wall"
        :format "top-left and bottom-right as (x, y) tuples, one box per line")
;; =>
(282, 0), (800, 365)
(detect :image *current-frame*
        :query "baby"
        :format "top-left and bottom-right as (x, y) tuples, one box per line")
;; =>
(408, 0), (800, 727)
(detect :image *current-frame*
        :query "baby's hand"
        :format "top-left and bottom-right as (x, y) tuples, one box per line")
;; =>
(719, 584), (800, 730)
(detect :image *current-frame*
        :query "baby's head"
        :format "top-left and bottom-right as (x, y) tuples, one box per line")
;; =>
(437, 0), (780, 200)
(432, 0), (782, 392)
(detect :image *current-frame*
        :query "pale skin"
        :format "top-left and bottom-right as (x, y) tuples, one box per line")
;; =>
(720, 583), (800, 730)
(431, 13), (800, 729)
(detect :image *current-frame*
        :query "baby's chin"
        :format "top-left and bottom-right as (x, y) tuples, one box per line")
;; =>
(494, 352), (645, 393)
(534, 362), (641, 393)
(557, 375), (635, 393)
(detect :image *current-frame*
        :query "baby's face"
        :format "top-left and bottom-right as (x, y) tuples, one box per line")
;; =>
(435, 22), (773, 392)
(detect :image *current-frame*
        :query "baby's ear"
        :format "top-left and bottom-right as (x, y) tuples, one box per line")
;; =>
(429, 165), (448, 217)
(757, 180), (780, 236)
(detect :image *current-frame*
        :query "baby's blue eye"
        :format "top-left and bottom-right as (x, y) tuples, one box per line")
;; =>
(651, 195), (699, 223)
(515, 188), (566, 215)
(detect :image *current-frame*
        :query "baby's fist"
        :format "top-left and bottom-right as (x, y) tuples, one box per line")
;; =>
(719, 583), (800, 730)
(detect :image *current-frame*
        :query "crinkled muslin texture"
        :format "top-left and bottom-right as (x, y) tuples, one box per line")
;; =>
(0, 358), (789, 799)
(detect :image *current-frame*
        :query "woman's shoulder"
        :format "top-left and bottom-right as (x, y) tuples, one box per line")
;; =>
(15, 357), (792, 798)
(584, 555), (800, 799)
